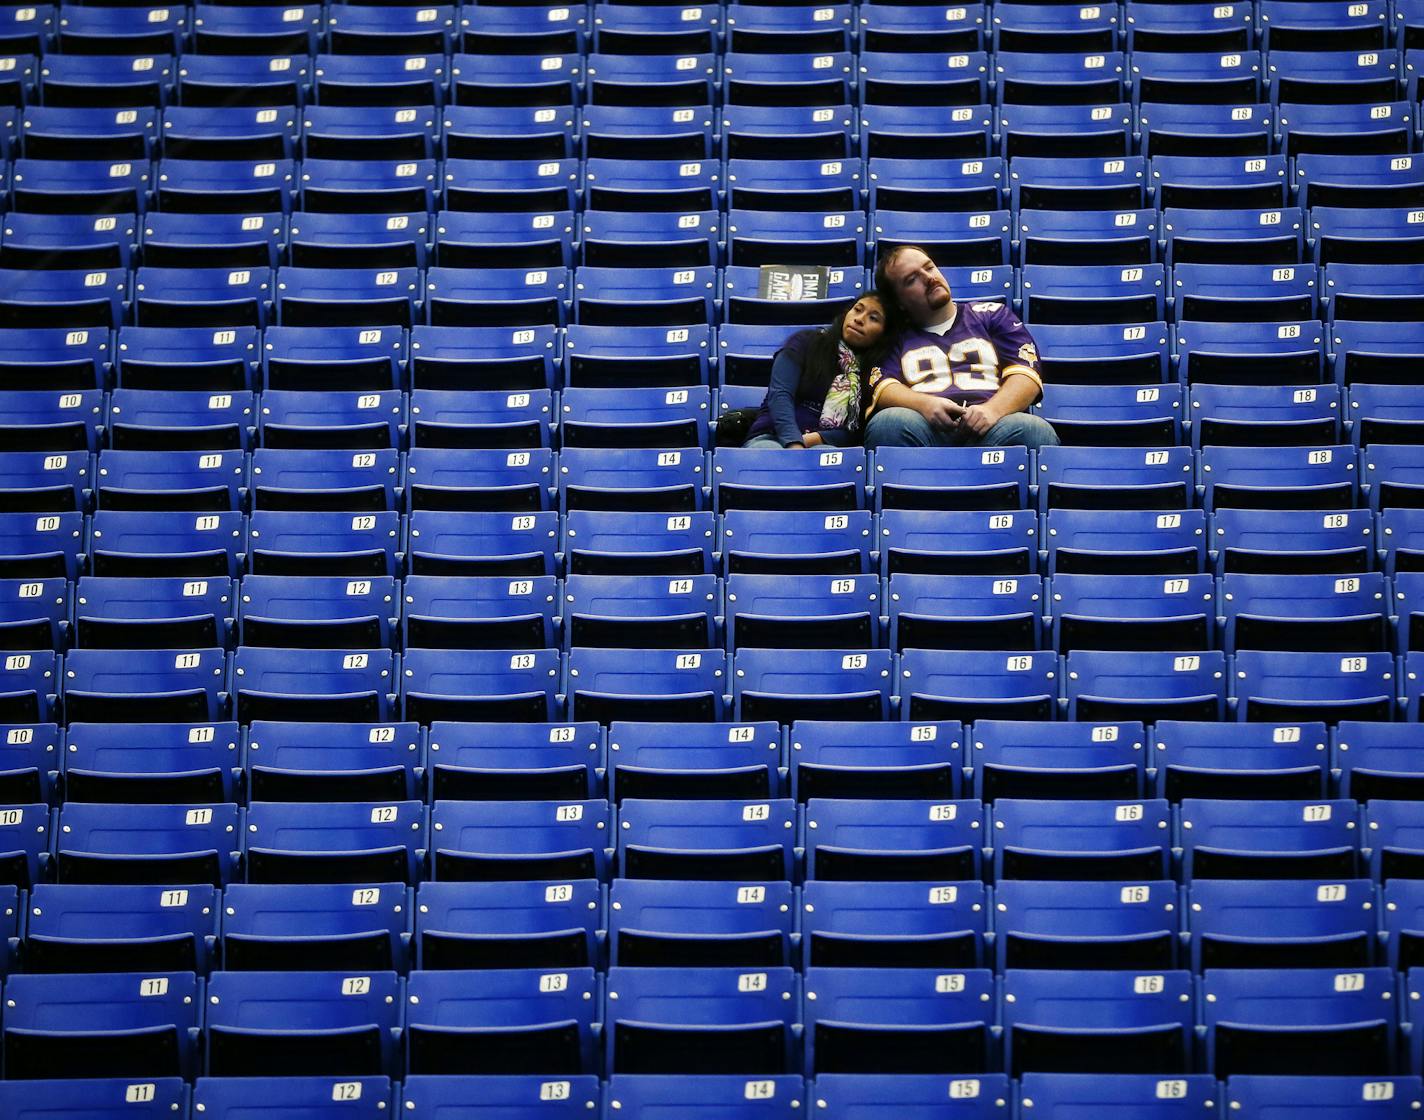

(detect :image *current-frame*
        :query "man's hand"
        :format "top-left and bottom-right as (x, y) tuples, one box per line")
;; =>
(918, 396), (965, 430)
(957, 401), (1004, 437)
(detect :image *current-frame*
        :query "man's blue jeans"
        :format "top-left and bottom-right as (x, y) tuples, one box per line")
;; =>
(863, 407), (1061, 450)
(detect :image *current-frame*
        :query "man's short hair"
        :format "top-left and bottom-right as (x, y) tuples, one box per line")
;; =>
(874, 243), (929, 311)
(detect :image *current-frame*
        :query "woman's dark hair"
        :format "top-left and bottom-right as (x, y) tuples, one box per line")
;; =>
(794, 294), (898, 414)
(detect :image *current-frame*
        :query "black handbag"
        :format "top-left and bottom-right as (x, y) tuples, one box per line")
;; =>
(714, 406), (762, 447)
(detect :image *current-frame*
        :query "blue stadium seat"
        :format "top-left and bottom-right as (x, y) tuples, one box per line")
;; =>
(607, 719), (780, 802)
(900, 648), (1058, 722)
(804, 966), (993, 1074)
(0, 1078), (189, 1119)
(1201, 444), (1357, 511)
(444, 104), (577, 162)
(299, 158), (437, 216)
(1211, 508), (1371, 576)
(573, 267), (716, 329)
(0, 267), (125, 330)
(880, 510), (1034, 576)
(715, 447), (865, 513)
(2, 970), (201, 1078)
(72, 575), (231, 651)
(244, 800), (423, 884)
(243, 718), (419, 802)
(402, 575), (558, 650)
(1227, 1075), (1422, 1120)
(250, 448), (401, 512)
(1270, 49), (1399, 105)
(727, 157), (861, 213)
(1180, 798), (1361, 879)
(1045, 508), (1203, 576)
(176, 54), (307, 108)
(0, 326), (110, 392)
(0, 720), (56, 802)
(162, 106), (298, 163)
(116, 327), (259, 396)
(581, 209), (721, 269)
(0, 50), (33, 107)
(221, 881), (410, 972)
(442, 156), (576, 214)
(801, 878), (986, 968)
(64, 719), (240, 803)
(591, 4), (719, 55)
(1188, 877), (1375, 970)
(609, 878), (793, 966)
(1127, 1), (1252, 51)
(421, 514), (566, 578)
(733, 647), (891, 723)
(108, 389), (255, 452)
(408, 448), (556, 512)
(718, 323), (822, 386)
(1132, 50), (1262, 105)
(1166, 209), (1306, 270)
(560, 448), (706, 513)
(1236, 650), (1395, 723)
(193, 1078), (393, 1120)
(971, 718), (1146, 801)
(1338, 720), (1424, 801)
(1366, 446), (1424, 511)
(1279, 102), (1414, 157)
(729, 3), (852, 53)
(876, 445), (1030, 512)
(274, 268), (420, 330)
(155, 158), (296, 215)
(581, 104), (715, 163)
(1000, 968), (1193, 1074)
(790, 718), (961, 801)
(1395, 572), (1424, 653)
(561, 386), (711, 449)
(724, 50), (854, 107)
(857, 50), (990, 107)
(1314, 207), (1424, 266)
(873, 208), (1011, 266)
(1348, 385), (1424, 445)
(404, 1074), (599, 1118)
(259, 389), (405, 450)
(564, 327), (709, 392)
(434, 212), (575, 272)
(585, 52), (717, 107)
(53, 801), (238, 886)
(1365, 800), (1424, 880)
(726, 573), (878, 651)
(1154, 719), (1330, 801)
(1174, 263), (1317, 326)
(425, 270), (568, 330)
(25, 882), (218, 974)
(429, 799), (611, 881)
(189, 4), (317, 55)
(994, 879), (1178, 971)
(887, 574), (1042, 650)
(721, 265), (858, 327)
(563, 510), (714, 576)
(0, 8), (53, 57)
(0, 799), (48, 884)
(89, 509), (243, 579)
(996, 50), (1126, 106)
(310, 53), (445, 109)
(1049, 573), (1213, 653)
(248, 510), (400, 577)
(426, 720), (602, 802)
(1011, 156), (1146, 212)
(0, 511), (83, 580)
(233, 646), (395, 722)
(1203, 967), (1395, 1076)
(861, 104), (992, 161)
(605, 965), (800, 1073)
(617, 797), (796, 881)
(804, 797), (984, 881)
(998, 103), (1133, 160)
(404, 647), (561, 723)
(131, 266), (271, 329)
(1, 211), (135, 272)
(1384, 879), (1424, 972)
(1220, 571), (1388, 653)
(1017, 1073), (1219, 1120)
(40, 53), (174, 109)
(1071, 651), (1219, 722)
(721, 510), (873, 577)
(0, 576), (68, 650)
(816, 1073), (1010, 1119)
(414, 878), (601, 969)
(1151, 154), (1288, 210)
(1020, 210), (1159, 270)
(1297, 154), (1424, 212)
(0, 649), (57, 723)
(463, 5), (585, 55)
(1022, 264), (1165, 327)
(991, 797), (1171, 880)
(64, 645), (228, 723)
(570, 645), (728, 722)
(95, 449), (244, 512)
(450, 52), (579, 108)
(1333, 322), (1424, 387)
(206, 969), (402, 1076)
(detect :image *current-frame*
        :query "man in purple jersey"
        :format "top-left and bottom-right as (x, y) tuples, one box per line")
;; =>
(863, 245), (1060, 450)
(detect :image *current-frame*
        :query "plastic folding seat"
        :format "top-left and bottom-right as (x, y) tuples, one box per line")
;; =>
(57, 6), (183, 55)
(39, 53), (173, 110)
(1364, 799), (1424, 879)
(1009, 157), (1144, 213)
(1280, 101), (1415, 158)
(159, 105), (298, 162)
(62, 717), (239, 804)
(24, 882), (217, 974)
(583, 52), (717, 108)
(713, 323), (815, 387)
(247, 509), (399, 578)
(403, 646), (562, 724)
(561, 509), (710, 576)
(1339, 720), (1424, 802)
(0, 49), (31, 106)
(1188, 877), (1375, 971)
(221, 880), (410, 972)
(559, 447), (705, 514)
(299, 111), (433, 166)
(441, 157), (576, 216)
(405, 1076), (602, 1119)
(1125, 0), (1253, 51)
(1173, 262), (1318, 324)
(244, 717), (420, 803)
(177, 55), (309, 109)
(577, 104), (714, 164)
(605, 965), (799, 1074)
(580, 210), (722, 270)
(0, 797), (45, 887)
(1131, 51), (1263, 105)
(1205, 966), (1395, 1076)
(994, 879), (1177, 971)
(310, 54), (446, 110)
(0, 389), (102, 455)
(3, 970), (200, 1078)
(996, 2), (1119, 52)
(188, 3), (318, 55)
(409, 389), (552, 451)
(971, 718), (1147, 801)
(803, 797), (983, 881)
(564, 573), (716, 651)
(205, 969), (402, 1077)
(1296, 155), (1424, 214)
(195, 1078), (394, 1120)
(0, 1078), (190, 1117)
(422, 270), (567, 331)
(0, 576), (65, 652)
(899, 648), (1058, 722)
(1151, 154), (1288, 211)
(0, 211), (136, 272)
(1165, 209), (1306, 269)
(1271, 50), (1399, 106)
(108, 389), (255, 452)
(788, 718), (959, 802)
(1315, 207), (1424, 267)
(880, 509), (1033, 577)
(400, 574), (556, 650)
(605, 1077), (804, 1120)
(1402, 0), (1424, 50)
(998, 50), (1127, 106)
(450, 53), (580, 108)
(432, 211), (576, 271)
(1385, 879), (1424, 973)
(0, 451), (90, 516)
(725, 573), (878, 651)
(728, 207), (865, 268)
(460, 4), (584, 55)
(733, 647), (890, 723)
(0, 511), (82, 581)
(1064, 649), (1228, 723)
(415, 877), (600, 970)
(243, 800), (422, 885)
(410, 326), (557, 392)
(724, 158), (859, 214)
(991, 797), (1171, 880)
(0, 651), (57, 723)
(63, 645), (228, 723)
(1181, 796), (1361, 880)
(0, 326), (109, 393)
(429, 798), (610, 881)
(1002, 968), (1192, 1074)
(1395, 572), (1424, 654)
(408, 448), (555, 514)
(1020, 1073), (1218, 1119)
(1213, 508), (1373, 577)
(860, 104), (992, 161)
(856, 51), (990, 107)
(413, 509), (559, 577)
(328, 6), (454, 55)
(1220, 571), (1388, 653)
(1018, 209), (1157, 267)
(425, 719), (601, 802)
(874, 445), (1030, 513)
(70, 575), (231, 651)
(442, 104), (576, 163)
(1236, 649), (1396, 723)
(259, 390), (405, 450)
(581, 159), (717, 216)
(1200, 444), (1357, 512)
(721, 509), (871, 577)
(1328, 265), (1424, 324)
(562, 646), (725, 724)
(1137, 102), (1272, 161)
(1367, 446), (1424, 511)
(591, 2), (718, 53)
(1002, 105), (1134, 164)
(286, 212), (429, 271)
(299, 159), (437, 217)
(250, 448), (401, 512)
(866, 158), (1003, 217)
(53, 801), (237, 885)
(1378, 509), (1424, 577)
(1334, 322), (1424, 389)
(140, 215), (283, 275)
(886, 574), (1042, 650)
(87, 510), (242, 581)
(1229, 1075), (1422, 1119)
(801, 966), (993, 1075)
(872, 209), (1010, 267)
(154, 158), (296, 216)
(724, 3), (850, 53)
(1039, 387), (1180, 451)
(607, 877), (792, 966)
(827, 1075), (1018, 1120)
(237, 575), (396, 651)
(130, 266), (271, 330)
(1152, 719), (1330, 801)
(1189, 383), (1339, 447)
(722, 51), (854, 107)
(233, 646), (396, 722)
(0, 721), (57, 802)
(616, 797), (796, 880)
(1020, 265), (1163, 328)
(1049, 573), (1212, 652)
(800, 877), (984, 970)
(0, 5), (50, 55)
(1263, 0), (1389, 50)
(561, 386), (709, 447)
(713, 447), (865, 514)
(0, 267), (124, 330)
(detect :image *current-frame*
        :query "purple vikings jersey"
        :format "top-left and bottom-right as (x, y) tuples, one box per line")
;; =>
(868, 301), (1044, 411)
